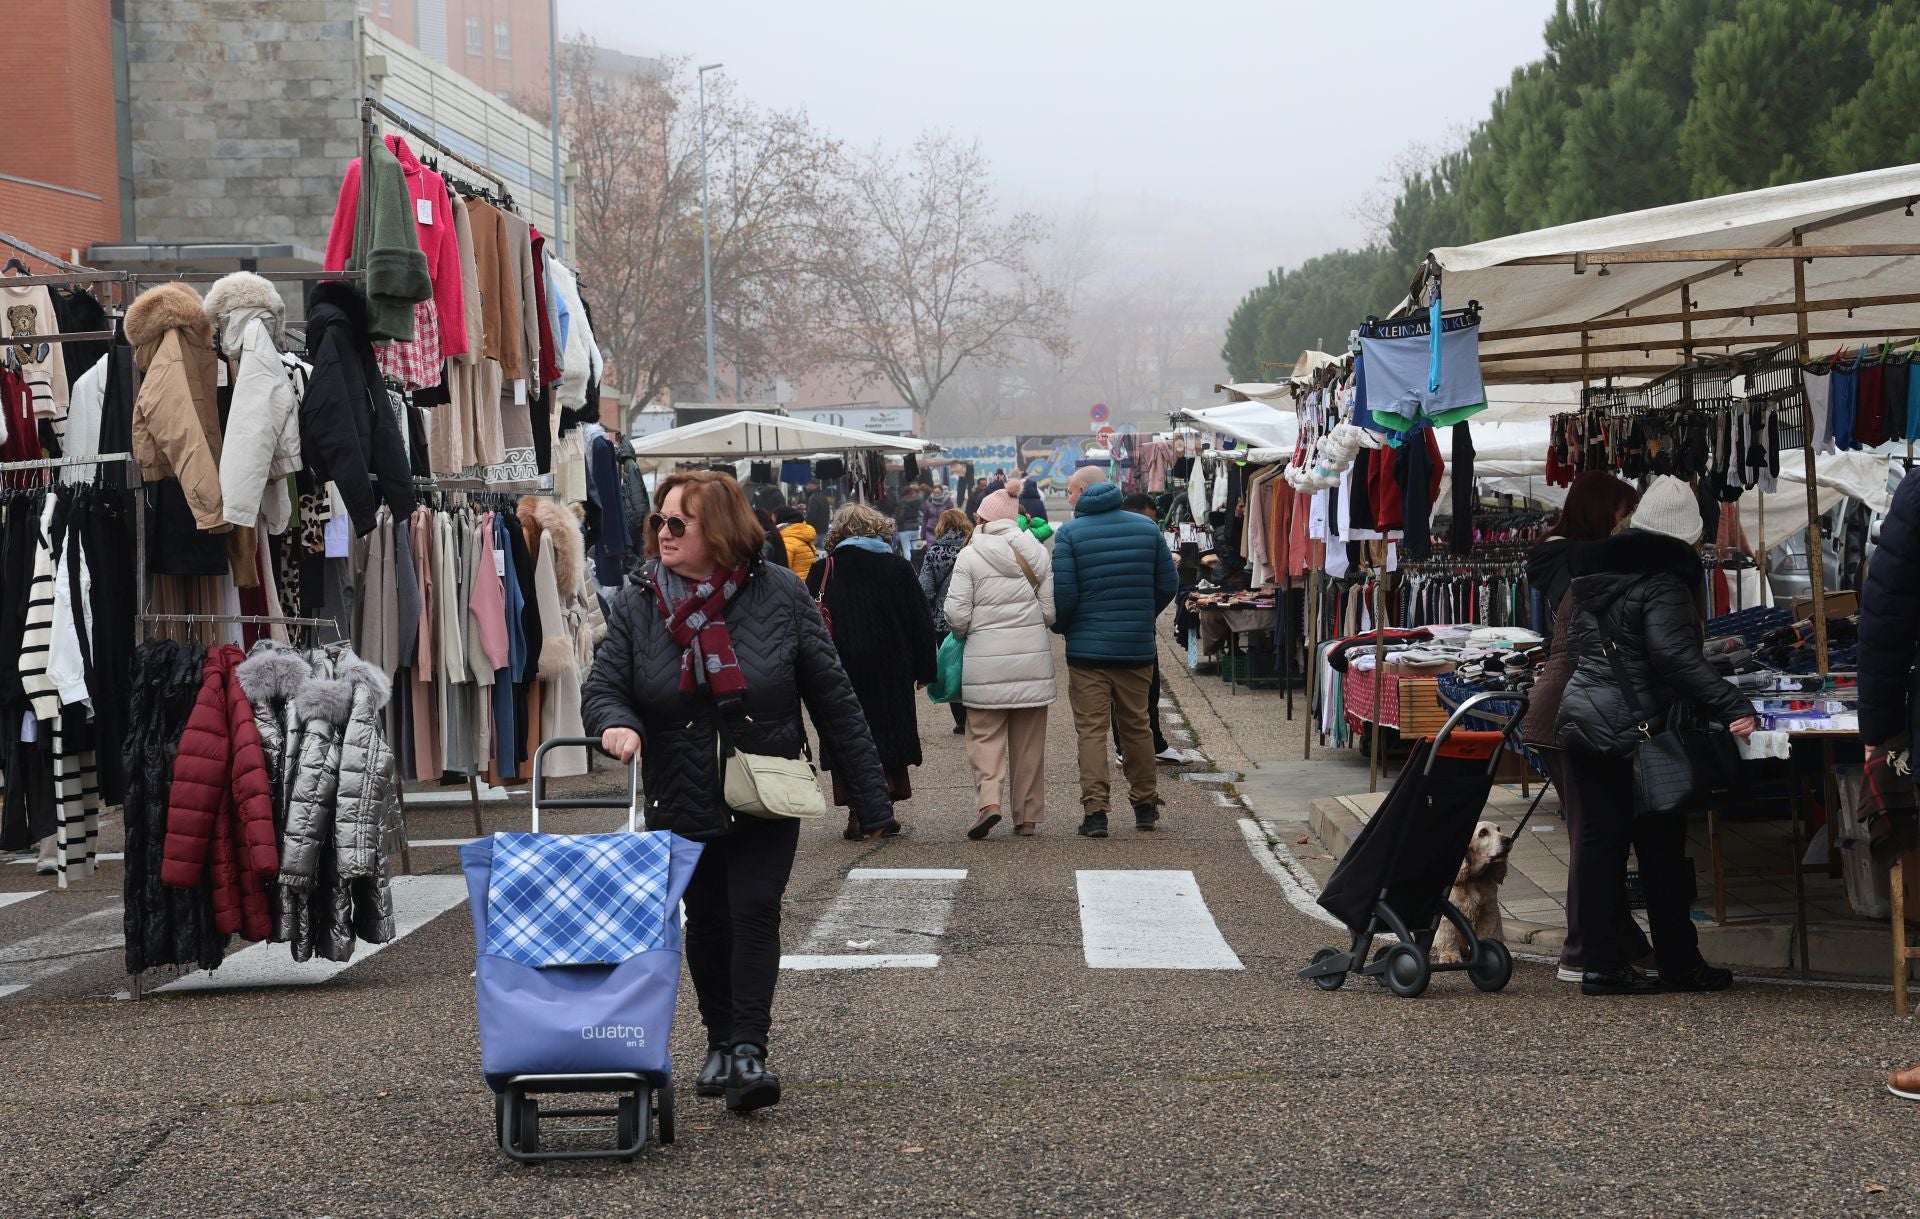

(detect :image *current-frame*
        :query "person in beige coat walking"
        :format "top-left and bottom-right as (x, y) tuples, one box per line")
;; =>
(945, 488), (1055, 838)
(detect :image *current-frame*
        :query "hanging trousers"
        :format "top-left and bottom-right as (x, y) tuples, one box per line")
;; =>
(1069, 664), (1157, 814)
(963, 705), (1049, 826)
(1566, 750), (1702, 976)
(681, 814), (801, 1052)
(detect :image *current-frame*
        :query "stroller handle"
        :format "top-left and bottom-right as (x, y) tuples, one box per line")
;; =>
(1425, 690), (1531, 777)
(530, 736), (641, 833)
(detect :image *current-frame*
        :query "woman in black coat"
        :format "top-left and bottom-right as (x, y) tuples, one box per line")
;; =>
(1554, 476), (1755, 997)
(806, 504), (939, 834)
(584, 471), (896, 1115)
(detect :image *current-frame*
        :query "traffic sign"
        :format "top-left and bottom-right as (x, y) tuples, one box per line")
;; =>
(1096, 425), (1116, 444)
(1089, 402), (1110, 425)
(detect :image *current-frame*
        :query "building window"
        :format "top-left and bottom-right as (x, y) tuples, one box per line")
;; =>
(494, 20), (511, 58)
(465, 17), (482, 55)
(378, 0), (393, 15)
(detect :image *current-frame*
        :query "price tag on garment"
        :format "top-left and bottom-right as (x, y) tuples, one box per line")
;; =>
(495, 546), (506, 578)
(417, 197), (435, 226)
(216, 360), (229, 387)
(512, 379), (528, 406)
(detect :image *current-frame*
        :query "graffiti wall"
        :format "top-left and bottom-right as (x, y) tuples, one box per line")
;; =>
(1017, 436), (1106, 491)
(934, 437), (1022, 477)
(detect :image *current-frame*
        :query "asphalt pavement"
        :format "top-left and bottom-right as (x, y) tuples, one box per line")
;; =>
(4, 628), (1920, 1218)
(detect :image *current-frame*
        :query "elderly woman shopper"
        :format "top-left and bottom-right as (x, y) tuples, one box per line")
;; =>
(1520, 471), (1646, 983)
(945, 487), (1056, 838)
(919, 507), (974, 735)
(807, 504), (940, 838)
(1554, 475), (1755, 997)
(583, 471), (897, 1115)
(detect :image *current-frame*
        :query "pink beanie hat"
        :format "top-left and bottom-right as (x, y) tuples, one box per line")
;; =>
(974, 487), (1022, 524)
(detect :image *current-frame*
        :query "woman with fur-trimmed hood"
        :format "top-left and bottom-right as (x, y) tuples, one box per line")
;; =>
(204, 271), (303, 536)
(236, 640), (401, 963)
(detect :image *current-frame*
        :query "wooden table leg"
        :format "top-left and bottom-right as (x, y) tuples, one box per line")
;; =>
(1895, 851), (1909, 1018)
(1790, 784), (1811, 978)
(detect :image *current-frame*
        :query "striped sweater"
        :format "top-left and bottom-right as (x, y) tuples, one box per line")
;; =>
(19, 496), (60, 724)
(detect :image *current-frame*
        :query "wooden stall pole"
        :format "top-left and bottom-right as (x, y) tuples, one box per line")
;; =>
(1896, 851), (1910, 1018)
(1792, 234), (1831, 676)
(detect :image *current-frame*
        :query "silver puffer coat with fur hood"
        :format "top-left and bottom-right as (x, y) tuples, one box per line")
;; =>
(237, 640), (400, 962)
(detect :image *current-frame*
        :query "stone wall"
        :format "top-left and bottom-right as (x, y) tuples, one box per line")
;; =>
(125, 0), (362, 256)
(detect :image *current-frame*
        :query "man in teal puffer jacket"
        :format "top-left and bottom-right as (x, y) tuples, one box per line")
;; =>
(1052, 467), (1179, 837)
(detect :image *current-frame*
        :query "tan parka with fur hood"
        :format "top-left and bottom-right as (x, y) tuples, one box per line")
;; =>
(519, 496), (604, 776)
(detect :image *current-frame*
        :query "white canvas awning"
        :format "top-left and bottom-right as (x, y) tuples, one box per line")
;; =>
(625, 411), (935, 469)
(1408, 163), (1920, 383)
(1172, 401), (1298, 451)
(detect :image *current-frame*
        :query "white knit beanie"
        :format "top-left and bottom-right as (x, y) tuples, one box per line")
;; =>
(1630, 475), (1703, 545)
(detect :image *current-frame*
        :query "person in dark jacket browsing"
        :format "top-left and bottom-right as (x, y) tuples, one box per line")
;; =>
(1051, 467), (1178, 838)
(1553, 476), (1755, 997)
(583, 471), (897, 1115)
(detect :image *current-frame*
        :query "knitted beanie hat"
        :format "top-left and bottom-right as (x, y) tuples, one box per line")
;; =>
(975, 489), (1021, 525)
(1630, 475), (1703, 545)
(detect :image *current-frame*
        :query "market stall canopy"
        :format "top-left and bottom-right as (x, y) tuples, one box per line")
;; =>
(1408, 162), (1920, 384)
(1219, 376), (1593, 423)
(1173, 401), (1298, 451)
(1737, 449), (1896, 553)
(625, 410), (936, 468)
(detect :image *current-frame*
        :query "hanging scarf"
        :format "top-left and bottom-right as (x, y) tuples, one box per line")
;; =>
(654, 561), (753, 708)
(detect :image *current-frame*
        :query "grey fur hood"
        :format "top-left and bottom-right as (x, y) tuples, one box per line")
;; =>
(295, 653), (392, 725)
(204, 271), (286, 352)
(237, 640), (309, 704)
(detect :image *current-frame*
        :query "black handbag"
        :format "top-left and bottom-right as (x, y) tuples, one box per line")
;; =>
(1594, 618), (1746, 815)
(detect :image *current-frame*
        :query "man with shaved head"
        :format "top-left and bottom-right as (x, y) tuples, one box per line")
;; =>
(1052, 465), (1179, 837)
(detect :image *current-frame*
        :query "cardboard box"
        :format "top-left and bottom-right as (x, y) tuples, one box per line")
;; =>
(1792, 589), (1858, 621)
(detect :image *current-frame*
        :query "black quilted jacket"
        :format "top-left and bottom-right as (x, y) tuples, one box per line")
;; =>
(1554, 529), (1751, 756)
(582, 559), (897, 840)
(1860, 468), (1920, 748)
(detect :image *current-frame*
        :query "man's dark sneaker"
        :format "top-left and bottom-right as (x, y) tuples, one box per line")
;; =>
(696, 1048), (731, 1098)
(1077, 812), (1109, 839)
(1133, 803), (1160, 831)
(725, 1042), (781, 1113)
(1661, 963), (1733, 992)
(1581, 967), (1661, 996)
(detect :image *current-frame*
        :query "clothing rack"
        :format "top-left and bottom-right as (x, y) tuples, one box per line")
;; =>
(138, 612), (340, 629)
(363, 97), (518, 211)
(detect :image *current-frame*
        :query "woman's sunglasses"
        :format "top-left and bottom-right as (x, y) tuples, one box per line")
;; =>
(649, 513), (692, 538)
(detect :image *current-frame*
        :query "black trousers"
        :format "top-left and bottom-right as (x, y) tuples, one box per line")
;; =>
(1566, 750), (1702, 976)
(1114, 661), (1169, 756)
(950, 702), (967, 730)
(682, 814), (800, 1051)
(1541, 747), (1651, 970)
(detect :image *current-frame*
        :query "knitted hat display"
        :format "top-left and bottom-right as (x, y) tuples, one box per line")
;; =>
(974, 488), (1022, 524)
(1630, 474), (1704, 545)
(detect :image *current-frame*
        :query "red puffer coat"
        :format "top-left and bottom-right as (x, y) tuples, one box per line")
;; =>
(160, 644), (279, 940)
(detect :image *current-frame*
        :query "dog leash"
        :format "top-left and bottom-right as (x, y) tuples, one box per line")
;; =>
(1509, 777), (1553, 838)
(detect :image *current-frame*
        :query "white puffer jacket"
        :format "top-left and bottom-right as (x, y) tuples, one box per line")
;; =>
(206, 272), (302, 533)
(944, 520), (1056, 709)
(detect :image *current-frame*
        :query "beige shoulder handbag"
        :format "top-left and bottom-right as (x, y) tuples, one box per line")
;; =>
(718, 717), (826, 820)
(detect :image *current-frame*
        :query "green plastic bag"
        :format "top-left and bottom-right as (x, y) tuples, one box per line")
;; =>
(928, 632), (965, 704)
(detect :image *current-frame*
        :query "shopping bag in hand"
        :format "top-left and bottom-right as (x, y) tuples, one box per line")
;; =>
(927, 633), (965, 704)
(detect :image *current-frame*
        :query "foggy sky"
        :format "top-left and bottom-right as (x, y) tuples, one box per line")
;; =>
(562, 0), (1556, 293)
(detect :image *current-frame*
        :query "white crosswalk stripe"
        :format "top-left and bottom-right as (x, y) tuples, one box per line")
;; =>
(781, 867), (968, 970)
(0, 892), (44, 909)
(0, 905), (123, 997)
(1076, 870), (1243, 970)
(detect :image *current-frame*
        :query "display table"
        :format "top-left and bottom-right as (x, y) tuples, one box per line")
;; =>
(1191, 599), (1280, 692)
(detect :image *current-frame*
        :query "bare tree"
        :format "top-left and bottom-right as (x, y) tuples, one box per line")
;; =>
(545, 41), (834, 409)
(801, 132), (1070, 434)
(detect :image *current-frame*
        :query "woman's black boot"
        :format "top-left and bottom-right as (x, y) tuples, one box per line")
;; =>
(725, 1042), (782, 1113)
(697, 1048), (732, 1098)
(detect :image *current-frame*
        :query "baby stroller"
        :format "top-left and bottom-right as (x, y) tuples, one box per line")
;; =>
(1299, 693), (1526, 999)
(460, 737), (703, 1162)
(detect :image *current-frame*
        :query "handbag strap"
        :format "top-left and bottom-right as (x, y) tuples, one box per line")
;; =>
(1010, 545), (1042, 592)
(815, 556), (833, 603)
(1586, 608), (1652, 738)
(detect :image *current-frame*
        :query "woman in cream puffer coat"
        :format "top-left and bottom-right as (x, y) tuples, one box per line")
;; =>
(944, 490), (1056, 837)
(236, 640), (400, 962)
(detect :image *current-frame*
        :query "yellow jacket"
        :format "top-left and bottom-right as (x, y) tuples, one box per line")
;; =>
(781, 522), (818, 581)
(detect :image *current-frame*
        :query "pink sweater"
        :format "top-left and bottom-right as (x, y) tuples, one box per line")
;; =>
(323, 134), (470, 358)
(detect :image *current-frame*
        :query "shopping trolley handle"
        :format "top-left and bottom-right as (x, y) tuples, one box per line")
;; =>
(529, 736), (642, 833)
(1426, 691), (1532, 776)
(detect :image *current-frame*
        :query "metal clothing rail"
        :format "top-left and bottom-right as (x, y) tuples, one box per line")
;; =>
(0, 450), (132, 473)
(364, 97), (513, 196)
(138, 612), (340, 629)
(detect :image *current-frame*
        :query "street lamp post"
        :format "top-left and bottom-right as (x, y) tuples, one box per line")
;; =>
(698, 62), (723, 404)
(547, 0), (563, 257)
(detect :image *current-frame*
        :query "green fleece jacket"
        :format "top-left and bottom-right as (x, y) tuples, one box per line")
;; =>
(353, 139), (431, 341)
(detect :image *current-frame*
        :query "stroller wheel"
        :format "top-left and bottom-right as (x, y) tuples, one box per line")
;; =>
(1307, 947), (1346, 991)
(1382, 944), (1430, 998)
(1469, 939), (1514, 992)
(657, 1082), (676, 1145)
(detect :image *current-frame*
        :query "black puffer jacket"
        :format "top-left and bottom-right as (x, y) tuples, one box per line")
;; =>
(302, 281), (416, 537)
(1860, 468), (1920, 748)
(1555, 529), (1751, 756)
(581, 558), (897, 840)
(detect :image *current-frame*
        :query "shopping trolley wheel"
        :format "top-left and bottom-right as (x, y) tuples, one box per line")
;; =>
(616, 1092), (642, 1158)
(517, 1095), (540, 1153)
(656, 1081), (676, 1145)
(1307, 947), (1346, 991)
(1382, 943), (1430, 998)
(1469, 939), (1514, 993)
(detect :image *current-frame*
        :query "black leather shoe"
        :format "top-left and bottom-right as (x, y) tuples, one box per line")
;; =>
(1581, 967), (1661, 996)
(725, 1043), (782, 1113)
(696, 1048), (731, 1098)
(1077, 812), (1109, 839)
(1133, 803), (1160, 832)
(1661, 963), (1734, 992)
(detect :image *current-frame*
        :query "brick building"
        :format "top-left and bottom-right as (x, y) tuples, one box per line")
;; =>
(0, 0), (122, 261)
(363, 0), (554, 108)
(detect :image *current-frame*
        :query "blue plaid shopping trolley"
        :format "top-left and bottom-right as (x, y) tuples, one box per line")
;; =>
(460, 737), (703, 1162)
